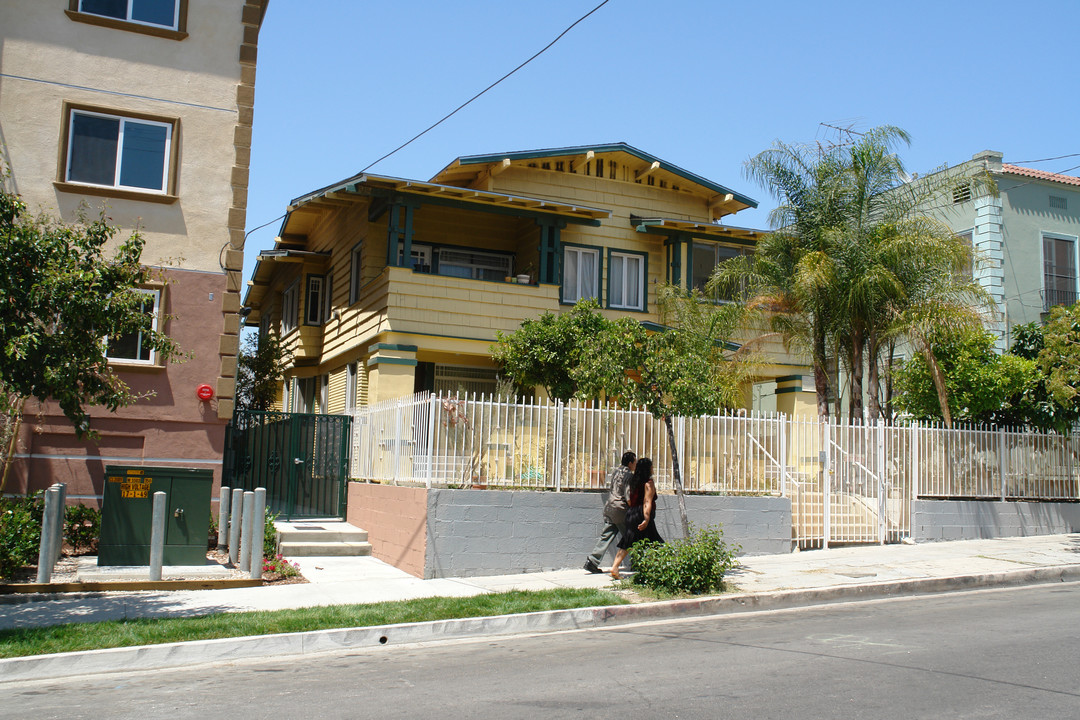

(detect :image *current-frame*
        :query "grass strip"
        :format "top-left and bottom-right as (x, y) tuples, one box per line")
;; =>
(0, 588), (627, 659)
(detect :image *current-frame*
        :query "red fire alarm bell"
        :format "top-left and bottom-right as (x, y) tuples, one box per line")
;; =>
(196, 384), (214, 401)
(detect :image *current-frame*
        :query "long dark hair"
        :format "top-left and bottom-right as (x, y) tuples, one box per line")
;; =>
(628, 457), (653, 504)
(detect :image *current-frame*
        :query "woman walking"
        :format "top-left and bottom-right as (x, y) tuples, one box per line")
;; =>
(610, 457), (664, 579)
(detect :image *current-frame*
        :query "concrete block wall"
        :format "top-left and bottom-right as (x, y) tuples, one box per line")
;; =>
(912, 500), (1080, 541)
(425, 489), (791, 579)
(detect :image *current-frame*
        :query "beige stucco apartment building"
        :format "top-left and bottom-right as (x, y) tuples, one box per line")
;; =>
(244, 143), (816, 417)
(0, 0), (267, 503)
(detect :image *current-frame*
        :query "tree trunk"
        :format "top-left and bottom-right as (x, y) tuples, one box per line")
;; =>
(812, 326), (831, 420)
(884, 339), (897, 418)
(0, 396), (26, 494)
(921, 346), (953, 429)
(663, 414), (690, 538)
(867, 329), (880, 421)
(849, 328), (864, 421)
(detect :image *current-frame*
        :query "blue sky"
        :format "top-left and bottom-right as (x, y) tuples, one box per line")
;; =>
(244, 0), (1080, 282)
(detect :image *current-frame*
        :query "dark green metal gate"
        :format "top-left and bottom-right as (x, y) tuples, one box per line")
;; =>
(223, 410), (351, 520)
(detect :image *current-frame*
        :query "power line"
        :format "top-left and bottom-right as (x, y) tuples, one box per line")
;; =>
(1008, 153), (1080, 165)
(358, 0), (612, 174)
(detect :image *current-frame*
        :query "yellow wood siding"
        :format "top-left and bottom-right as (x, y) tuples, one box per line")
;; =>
(327, 364), (347, 414)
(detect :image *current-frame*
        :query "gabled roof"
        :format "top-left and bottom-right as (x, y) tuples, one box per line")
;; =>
(432, 142), (758, 213)
(1001, 164), (1080, 188)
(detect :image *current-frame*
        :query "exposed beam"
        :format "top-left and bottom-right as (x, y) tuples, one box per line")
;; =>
(635, 160), (661, 181)
(571, 150), (595, 174)
(490, 158), (512, 176)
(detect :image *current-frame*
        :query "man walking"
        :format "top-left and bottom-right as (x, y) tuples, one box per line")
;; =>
(584, 450), (636, 574)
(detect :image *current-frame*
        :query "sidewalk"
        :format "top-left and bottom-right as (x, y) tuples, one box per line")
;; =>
(2, 533), (1079, 683)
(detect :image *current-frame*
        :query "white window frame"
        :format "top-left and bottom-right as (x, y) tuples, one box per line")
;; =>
(1042, 231), (1080, 311)
(105, 288), (160, 365)
(78, 0), (180, 30)
(64, 108), (173, 194)
(609, 251), (645, 311)
(562, 245), (601, 304)
(281, 281), (299, 334)
(437, 248), (513, 281)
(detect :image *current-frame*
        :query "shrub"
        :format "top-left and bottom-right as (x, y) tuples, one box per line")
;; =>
(0, 493), (44, 580)
(262, 553), (300, 578)
(263, 508), (279, 560)
(628, 524), (740, 595)
(64, 504), (100, 553)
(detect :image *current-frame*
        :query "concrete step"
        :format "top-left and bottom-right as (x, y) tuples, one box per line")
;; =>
(274, 520), (373, 558)
(277, 528), (369, 544)
(278, 541), (373, 557)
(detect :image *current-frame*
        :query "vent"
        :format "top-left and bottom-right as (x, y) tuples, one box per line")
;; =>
(1050, 195), (1067, 210)
(952, 184), (972, 204)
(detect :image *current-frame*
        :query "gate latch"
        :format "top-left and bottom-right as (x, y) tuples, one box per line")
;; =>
(174, 507), (184, 519)
(293, 458), (304, 466)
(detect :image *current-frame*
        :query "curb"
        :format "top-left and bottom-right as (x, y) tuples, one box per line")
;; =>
(3, 564), (1079, 684)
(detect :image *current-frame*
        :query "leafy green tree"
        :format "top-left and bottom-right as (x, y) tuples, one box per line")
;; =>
(573, 288), (750, 536)
(235, 329), (291, 413)
(0, 188), (181, 490)
(493, 289), (750, 536)
(491, 299), (608, 401)
(1038, 304), (1080, 411)
(893, 328), (1038, 425)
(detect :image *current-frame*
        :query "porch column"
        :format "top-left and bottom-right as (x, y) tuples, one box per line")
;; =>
(536, 218), (565, 285)
(775, 375), (817, 418)
(367, 343), (419, 403)
(385, 201), (419, 268)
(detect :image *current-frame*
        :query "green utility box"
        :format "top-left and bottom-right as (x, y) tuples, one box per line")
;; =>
(98, 465), (214, 566)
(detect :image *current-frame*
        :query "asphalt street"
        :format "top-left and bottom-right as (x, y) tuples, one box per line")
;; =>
(3, 582), (1078, 719)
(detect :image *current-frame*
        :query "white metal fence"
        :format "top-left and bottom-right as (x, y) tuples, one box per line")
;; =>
(350, 393), (1080, 548)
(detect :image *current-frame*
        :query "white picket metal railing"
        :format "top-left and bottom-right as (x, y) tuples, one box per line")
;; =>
(349, 393), (1080, 548)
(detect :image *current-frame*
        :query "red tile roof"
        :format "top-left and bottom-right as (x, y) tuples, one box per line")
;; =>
(1001, 164), (1080, 187)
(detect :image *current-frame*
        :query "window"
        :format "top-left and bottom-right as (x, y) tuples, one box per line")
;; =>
(437, 249), (512, 282)
(692, 242), (750, 298)
(397, 244), (432, 273)
(608, 250), (646, 311)
(295, 377), (316, 413)
(562, 245), (600, 303)
(305, 275), (327, 325)
(281, 281), (298, 334)
(346, 363), (357, 412)
(106, 288), (160, 364)
(77, 0), (180, 29)
(1044, 234), (1078, 310)
(318, 375), (329, 413)
(349, 242), (363, 305)
(63, 107), (174, 195)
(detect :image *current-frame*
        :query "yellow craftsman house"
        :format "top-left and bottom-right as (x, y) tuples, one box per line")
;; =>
(244, 144), (814, 415)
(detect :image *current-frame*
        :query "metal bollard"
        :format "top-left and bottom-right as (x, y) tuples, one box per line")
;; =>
(239, 491), (254, 573)
(149, 491), (167, 581)
(250, 488), (266, 578)
(217, 485), (231, 549)
(228, 487), (243, 565)
(35, 486), (62, 583)
(52, 483), (67, 566)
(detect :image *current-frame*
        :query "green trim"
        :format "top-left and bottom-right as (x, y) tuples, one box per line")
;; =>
(775, 374), (805, 383)
(775, 386), (806, 395)
(369, 357), (418, 367)
(639, 320), (740, 351)
(559, 242), (603, 306)
(370, 188), (601, 227)
(453, 143), (758, 209)
(370, 343), (419, 353)
(606, 247), (649, 313)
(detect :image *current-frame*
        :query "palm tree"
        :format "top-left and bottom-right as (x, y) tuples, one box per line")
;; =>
(722, 126), (994, 422)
